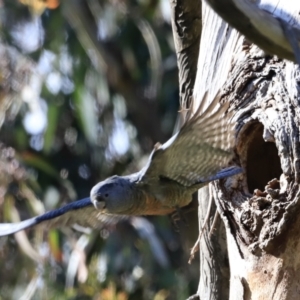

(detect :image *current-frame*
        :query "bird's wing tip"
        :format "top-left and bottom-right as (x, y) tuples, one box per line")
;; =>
(0, 218), (37, 237)
(210, 166), (243, 181)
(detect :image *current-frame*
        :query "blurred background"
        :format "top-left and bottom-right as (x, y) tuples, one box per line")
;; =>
(0, 0), (199, 299)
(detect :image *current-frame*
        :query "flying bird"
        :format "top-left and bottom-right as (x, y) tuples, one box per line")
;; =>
(0, 91), (242, 236)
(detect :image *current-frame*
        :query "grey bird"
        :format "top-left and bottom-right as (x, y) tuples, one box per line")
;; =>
(0, 91), (242, 236)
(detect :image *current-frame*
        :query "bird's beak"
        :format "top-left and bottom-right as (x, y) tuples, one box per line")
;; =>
(93, 197), (106, 210)
(90, 186), (106, 211)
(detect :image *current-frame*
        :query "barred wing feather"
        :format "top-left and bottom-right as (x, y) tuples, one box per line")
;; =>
(141, 91), (236, 187)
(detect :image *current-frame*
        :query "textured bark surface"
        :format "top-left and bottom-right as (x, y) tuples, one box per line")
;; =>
(169, 0), (201, 110)
(197, 186), (229, 300)
(217, 50), (300, 300)
(191, 1), (300, 299)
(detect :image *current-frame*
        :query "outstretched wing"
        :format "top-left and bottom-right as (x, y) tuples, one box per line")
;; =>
(0, 198), (122, 237)
(140, 91), (238, 186)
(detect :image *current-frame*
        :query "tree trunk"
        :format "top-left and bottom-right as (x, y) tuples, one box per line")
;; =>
(190, 1), (300, 299)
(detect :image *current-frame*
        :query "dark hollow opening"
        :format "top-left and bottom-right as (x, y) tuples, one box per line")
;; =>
(246, 123), (282, 193)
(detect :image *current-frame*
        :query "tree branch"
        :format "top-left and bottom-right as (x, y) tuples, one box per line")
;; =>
(205, 0), (300, 64)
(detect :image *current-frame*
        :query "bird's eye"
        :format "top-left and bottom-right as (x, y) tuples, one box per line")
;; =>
(105, 193), (109, 197)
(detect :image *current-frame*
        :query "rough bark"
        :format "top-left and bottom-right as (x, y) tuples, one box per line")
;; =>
(192, 1), (300, 299)
(198, 186), (230, 300)
(169, 0), (201, 110)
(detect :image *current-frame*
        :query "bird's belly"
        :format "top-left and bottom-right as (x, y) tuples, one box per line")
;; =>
(153, 187), (192, 209)
(137, 182), (193, 215)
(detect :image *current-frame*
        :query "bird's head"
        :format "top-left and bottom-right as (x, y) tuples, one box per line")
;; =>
(90, 175), (136, 214)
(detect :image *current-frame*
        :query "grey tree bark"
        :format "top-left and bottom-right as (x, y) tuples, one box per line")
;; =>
(171, 0), (300, 299)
